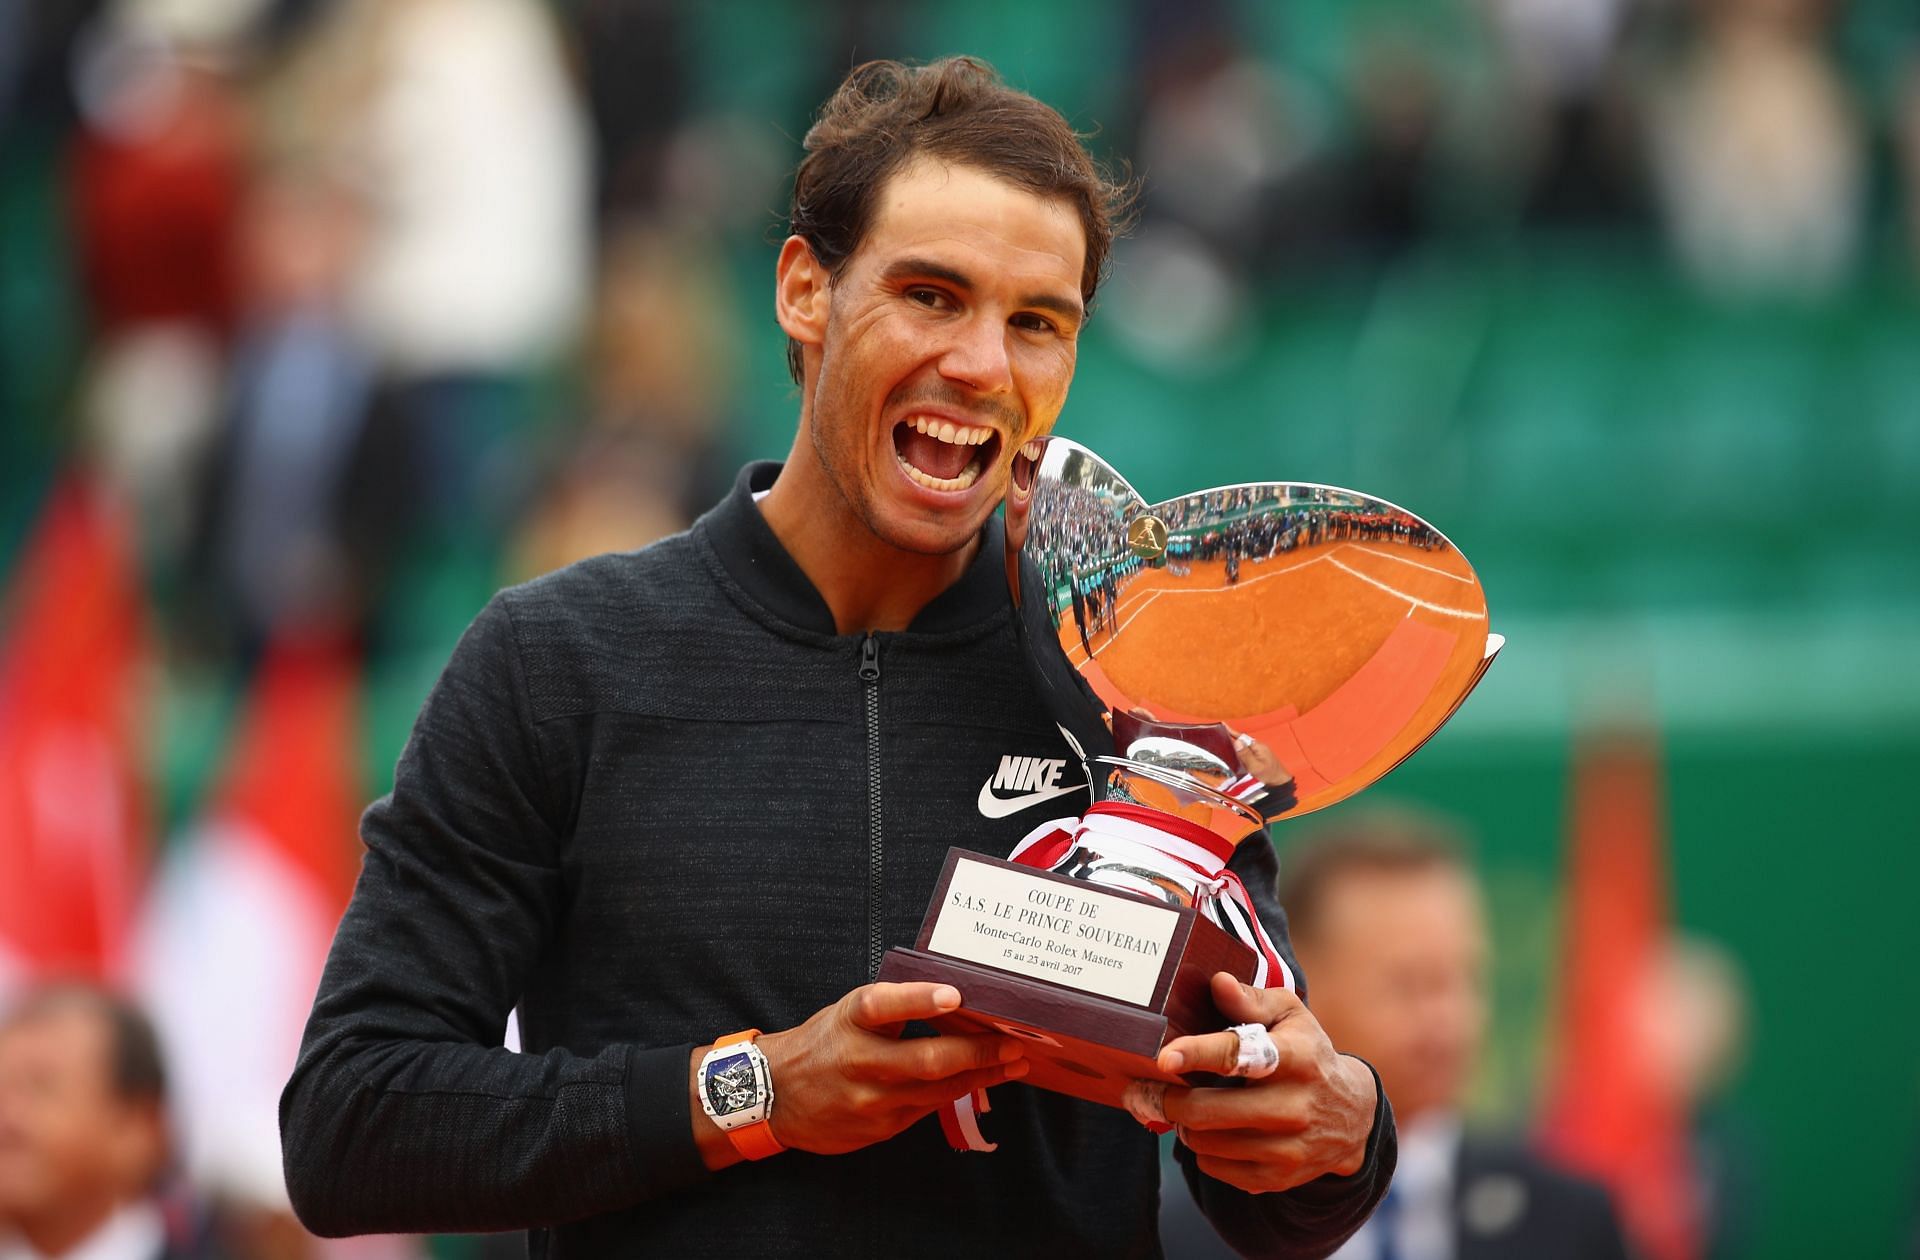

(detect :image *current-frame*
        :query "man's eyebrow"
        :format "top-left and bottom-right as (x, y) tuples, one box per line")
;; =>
(883, 256), (1084, 324)
(1019, 290), (1084, 324)
(883, 256), (974, 291)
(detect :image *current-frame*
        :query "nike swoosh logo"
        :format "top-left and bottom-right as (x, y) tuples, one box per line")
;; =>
(976, 779), (1087, 819)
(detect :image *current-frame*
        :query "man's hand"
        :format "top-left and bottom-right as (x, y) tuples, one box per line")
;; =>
(1153, 972), (1377, 1194)
(1230, 732), (1295, 790)
(691, 982), (1028, 1169)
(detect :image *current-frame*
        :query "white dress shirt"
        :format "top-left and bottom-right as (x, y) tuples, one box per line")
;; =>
(0, 1202), (165, 1260)
(1330, 1111), (1461, 1260)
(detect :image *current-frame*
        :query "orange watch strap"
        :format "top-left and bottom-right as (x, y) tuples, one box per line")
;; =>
(727, 1119), (786, 1161)
(711, 1029), (784, 1160)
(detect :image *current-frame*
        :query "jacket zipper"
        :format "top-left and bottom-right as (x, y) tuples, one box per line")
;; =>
(859, 632), (883, 979)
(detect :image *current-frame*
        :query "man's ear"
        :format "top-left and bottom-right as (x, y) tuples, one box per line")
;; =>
(775, 236), (830, 352)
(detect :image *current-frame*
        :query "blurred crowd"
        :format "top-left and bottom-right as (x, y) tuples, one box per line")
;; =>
(1101, 0), (1920, 365)
(1, 0), (750, 664)
(0, 0), (1913, 1257)
(4, 0), (1919, 637)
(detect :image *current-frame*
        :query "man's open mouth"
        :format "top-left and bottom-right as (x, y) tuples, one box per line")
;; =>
(892, 416), (1001, 492)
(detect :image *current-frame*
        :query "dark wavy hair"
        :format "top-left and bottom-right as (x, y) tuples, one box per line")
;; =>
(785, 56), (1134, 384)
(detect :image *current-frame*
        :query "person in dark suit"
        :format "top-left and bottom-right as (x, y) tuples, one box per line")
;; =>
(0, 983), (178, 1260)
(1443, 1136), (1631, 1260)
(1161, 807), (1631, 1260)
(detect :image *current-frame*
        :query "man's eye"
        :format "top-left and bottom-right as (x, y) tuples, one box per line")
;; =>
(907, 288), (947, 308)
(1012, 313), (1057, 334)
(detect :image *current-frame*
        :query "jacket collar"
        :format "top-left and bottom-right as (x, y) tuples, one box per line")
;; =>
(697, 461), (1011, 638)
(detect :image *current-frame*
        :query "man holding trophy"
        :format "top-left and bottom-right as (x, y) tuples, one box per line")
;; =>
(282, 57), (1437, 1257)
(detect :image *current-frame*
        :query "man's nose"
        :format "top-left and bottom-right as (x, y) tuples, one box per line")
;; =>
(937, 311), (1013, 396)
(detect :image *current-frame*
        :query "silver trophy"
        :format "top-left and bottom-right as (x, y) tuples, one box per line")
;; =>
(883, 437), (1502, 1127)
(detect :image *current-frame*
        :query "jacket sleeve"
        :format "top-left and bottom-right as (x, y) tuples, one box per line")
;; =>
(1172, 830), (1397, 1258)
(279, 595), (710, 1236)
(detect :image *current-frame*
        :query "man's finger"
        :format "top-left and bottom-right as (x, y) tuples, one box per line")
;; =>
(1159, 1083), (1282, 1129)
(905, 1059), (1031, 1110)
(1156, 975), (1304, 1074)
(1162, 1081), (1303, 1133)
(849, 982), (963, 1029)
(1192, 1150), (1319, 1196)
(1175, 1125), (1293, 1162)
(1157, 1027), (1264, 1078)
(891, 1033), (1025, 1082)
(1209, 971), (1301, 1028)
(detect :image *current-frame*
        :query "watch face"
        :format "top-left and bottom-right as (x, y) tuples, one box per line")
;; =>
(704, 1051), (759, 1116)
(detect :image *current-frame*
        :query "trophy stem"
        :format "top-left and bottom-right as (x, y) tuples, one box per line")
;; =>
(1088, 755), (1266, 848)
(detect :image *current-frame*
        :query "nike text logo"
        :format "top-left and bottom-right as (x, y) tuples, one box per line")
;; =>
(977, 755), (1086, 819)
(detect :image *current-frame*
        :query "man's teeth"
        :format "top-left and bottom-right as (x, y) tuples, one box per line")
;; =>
(907, 415), (994, 446)
(896, 450), (983, 492)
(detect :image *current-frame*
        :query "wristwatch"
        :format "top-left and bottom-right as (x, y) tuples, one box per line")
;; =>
(697, 1030), (783, 1160)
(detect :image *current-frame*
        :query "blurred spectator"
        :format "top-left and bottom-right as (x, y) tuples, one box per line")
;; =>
(1648, 0), (1865, 297)
(568, 0), (686, 214)
(506, 216), (741, 580)
(1129, 0), (1313, 270)
(1166, 808), (1631, 1260)
(1103, 0), (1297, 365)
(190, 166), (372, 653)
(1313, 810), (1636, 1260)
(286, 0), (589, 381)
(1324, 33), (1452, 256)
(1478, 0), (1648, 228)
(68, 0), (253, 334)
(68, 13), (247, 567)
(1638, 935), (1756, 1260)
(0, 983), (174, 1260)
(264, 0), (591, 550)
(0, 982), (414, 1260)
(1284, 810), (1629, 1260)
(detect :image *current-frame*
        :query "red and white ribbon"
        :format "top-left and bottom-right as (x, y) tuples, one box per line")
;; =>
(936, 1086), (997, 1153)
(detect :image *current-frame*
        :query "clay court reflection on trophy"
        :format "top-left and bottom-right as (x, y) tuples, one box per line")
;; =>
(1011, 438), (1503, 822)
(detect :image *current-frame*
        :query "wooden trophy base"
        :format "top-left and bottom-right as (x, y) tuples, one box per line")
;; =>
(875, 849), (1257, 1110)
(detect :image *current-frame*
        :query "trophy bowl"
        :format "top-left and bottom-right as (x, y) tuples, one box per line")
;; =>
(1004, 436), (1503, 821)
